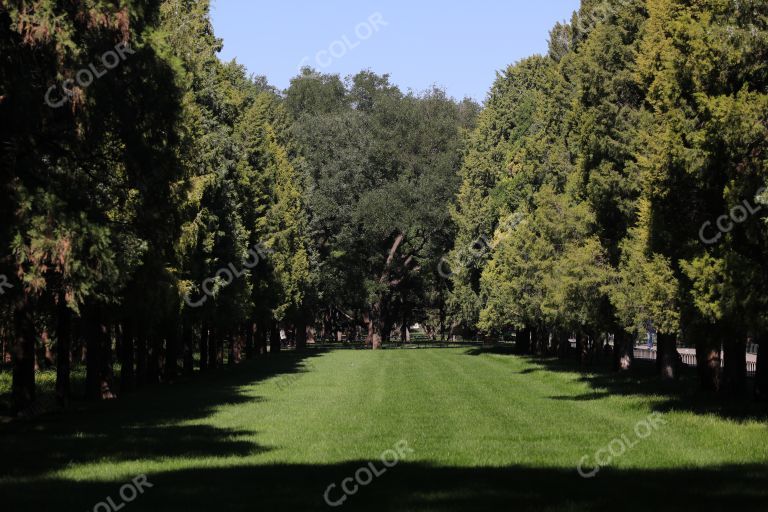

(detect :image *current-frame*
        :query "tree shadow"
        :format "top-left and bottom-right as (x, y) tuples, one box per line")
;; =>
(0, 350), (327, 478)
(464, 345), (518, 356)
(511, 354), (767, 422)
(1, 462), (766, 512)
(548, 392), (612, 401)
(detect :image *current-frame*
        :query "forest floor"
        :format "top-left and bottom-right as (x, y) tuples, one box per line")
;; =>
(1, 347), (767, 511)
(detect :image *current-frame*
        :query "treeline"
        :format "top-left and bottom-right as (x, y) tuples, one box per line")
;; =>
(448, 0), (768, 397)
(286, 69), (478, 349)
(0, 0), (315, 411)
(0, 0), (477, 413)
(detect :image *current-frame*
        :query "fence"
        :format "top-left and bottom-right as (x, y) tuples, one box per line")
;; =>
(633, 348), (756, 375)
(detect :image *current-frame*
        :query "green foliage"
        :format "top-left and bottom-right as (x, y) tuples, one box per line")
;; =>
(454, 0), (768, 381)
(290, 72), (476, 337)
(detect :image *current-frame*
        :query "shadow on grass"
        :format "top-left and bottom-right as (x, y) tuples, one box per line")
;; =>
(465, 347), (768, 422)
(0, 350), (327, 478)
(548, 392), (612, 401)
(1, 462), (766, 512)
(464, 345), (518, 356)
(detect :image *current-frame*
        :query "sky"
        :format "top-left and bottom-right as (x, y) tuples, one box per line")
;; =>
(210, 1), (581, 103)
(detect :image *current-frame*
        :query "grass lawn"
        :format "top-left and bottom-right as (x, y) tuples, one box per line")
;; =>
(1, 347), (767, 511)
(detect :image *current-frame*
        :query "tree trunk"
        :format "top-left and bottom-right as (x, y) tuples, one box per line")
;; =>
(255, 319), (267, 355)
(576, 331), (591, 365)
(1, 324), (7, 365)
(531, 327), (547, 355)
(382, 318), (393, 343)
(755, 332), (767, 401)
(516, 327), (531, 354)
(40, 329), (53, 368)
(321, 309), (331, 341)
(695, 335), (721, 393)
(135, 329), (147, 388)
(165, 322), (179, 382)
(613, 329), (634, 371)
(657, 332), (677, 380)
(208, 326), (218, 369)
(56, 295), (72, 406)
(218, 331), (225, 365)
(120, 319), (135, 393)
(723, 333), (746, 396)
(229, 330), (242, 365)
(270, 321), (281, 354)
(439, 302), (446, 342)
(245, 321), (255, 359)
(370, 307), (383, 350)
(371, 331), (382, 350)
(557, 330), (570, 359)
(12, 298), (36, 413)
(199, 321), (209, 370)
(85, 308), (115, 399)
(84, 307), (103, 400)
(228, 331), (234, 365)
(363, 312), (373, 346)
(182, 318), (194, 375)
(147, 333), (161, 385)
(100, 322), (115, 398)
(295, 317), (307, 350)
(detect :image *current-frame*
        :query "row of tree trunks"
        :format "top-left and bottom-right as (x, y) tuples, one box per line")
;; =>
(12, 307), (291, 411)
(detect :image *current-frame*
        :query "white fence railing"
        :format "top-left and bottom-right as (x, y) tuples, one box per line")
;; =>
(633, 348), (757, 375)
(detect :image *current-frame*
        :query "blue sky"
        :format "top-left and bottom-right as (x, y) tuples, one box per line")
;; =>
(210, 1), (581, 103)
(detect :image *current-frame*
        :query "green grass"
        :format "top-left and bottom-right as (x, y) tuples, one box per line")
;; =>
(1, 348), (767, 511)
